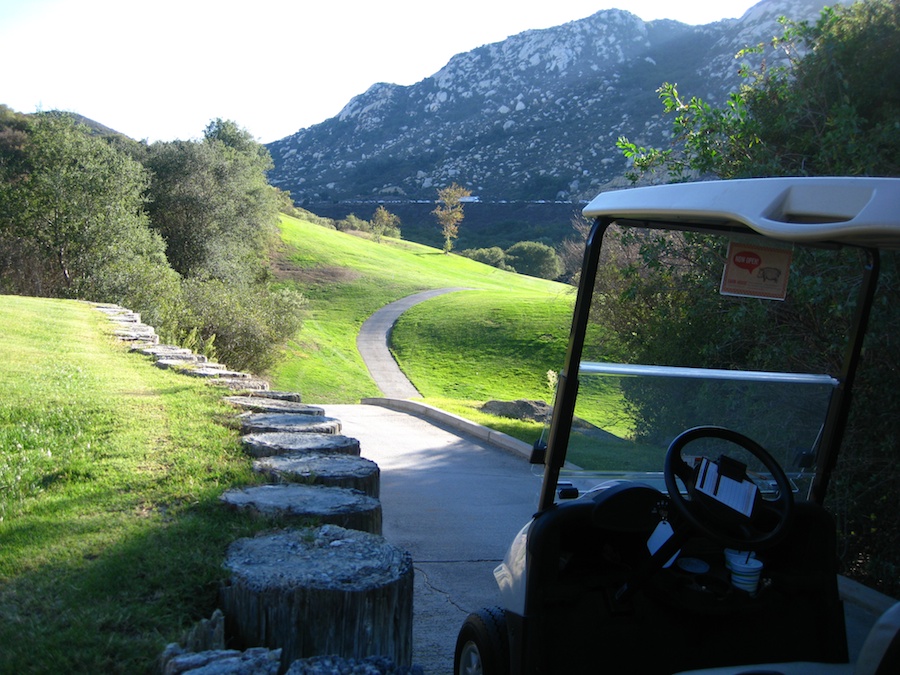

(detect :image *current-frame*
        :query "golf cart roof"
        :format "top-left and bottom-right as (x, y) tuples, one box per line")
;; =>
(583, 177), (900, 249)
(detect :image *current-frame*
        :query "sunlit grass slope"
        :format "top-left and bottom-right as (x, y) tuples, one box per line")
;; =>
(0, 295), (274, 674)
(271, 214), (577, 409)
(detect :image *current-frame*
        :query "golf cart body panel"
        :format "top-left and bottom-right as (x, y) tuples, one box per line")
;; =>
(457, 178), (900, 675)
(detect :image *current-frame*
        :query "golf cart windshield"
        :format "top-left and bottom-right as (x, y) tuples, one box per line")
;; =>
(539, 178), (900, 511)
(560, 359), (837, 498)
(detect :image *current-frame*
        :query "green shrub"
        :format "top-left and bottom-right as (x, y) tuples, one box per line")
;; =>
(505, 241), (563, 280)
(460, 246), (514, 271)
(174, 280), (306, 374)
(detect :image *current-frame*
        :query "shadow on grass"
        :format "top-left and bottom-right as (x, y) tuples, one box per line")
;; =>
(0, 490), (287, 675)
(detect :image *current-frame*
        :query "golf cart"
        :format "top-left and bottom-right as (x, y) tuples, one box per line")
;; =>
(454, 178), (900, 674)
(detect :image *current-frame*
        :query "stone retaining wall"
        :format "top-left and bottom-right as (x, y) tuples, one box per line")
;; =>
(94, 304), (418, 675)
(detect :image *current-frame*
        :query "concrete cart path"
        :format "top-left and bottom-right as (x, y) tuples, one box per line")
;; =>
(321, 403), (539, 674)
(357, 288), (471, 398)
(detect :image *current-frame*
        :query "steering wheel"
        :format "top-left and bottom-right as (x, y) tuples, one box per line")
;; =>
(664, 426), (794, 550)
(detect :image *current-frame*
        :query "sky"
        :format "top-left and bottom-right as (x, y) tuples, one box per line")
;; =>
(0, 0), (763, 144)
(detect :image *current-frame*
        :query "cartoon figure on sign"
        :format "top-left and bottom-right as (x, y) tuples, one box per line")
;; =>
(757, 267), (781, 283)
(733, 251), (762, 274)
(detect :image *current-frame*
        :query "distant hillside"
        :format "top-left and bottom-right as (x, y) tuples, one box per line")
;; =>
(267, 0), (835, 205)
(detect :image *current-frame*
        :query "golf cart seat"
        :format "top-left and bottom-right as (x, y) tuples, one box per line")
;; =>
(673, 601), (900, 675)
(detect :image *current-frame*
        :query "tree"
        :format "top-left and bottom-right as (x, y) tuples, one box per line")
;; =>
(612, 0), (900, 596)
(432, 183), (471, 253)
(505, 241), (563, 279)
(144, 119), (279, 282)
(336, 213), (369, 233)
(617, 0), (900, 181)
(0, 111), (303, 375)
(142, 120), (304, 372)
(371, 205), (401, 243)
(0, 112), (170, 295)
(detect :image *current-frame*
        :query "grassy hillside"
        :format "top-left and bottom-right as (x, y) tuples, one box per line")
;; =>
(270, 214), (577, 414)
(0, 295), (275, 673)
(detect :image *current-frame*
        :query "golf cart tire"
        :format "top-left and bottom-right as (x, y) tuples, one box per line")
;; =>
(454, 606), (510, 675)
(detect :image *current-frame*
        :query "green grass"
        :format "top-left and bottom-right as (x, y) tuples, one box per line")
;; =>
(391, 291), (573, 401)
(0, 295), (278, 674)
(268, 214), (636, 448)
(270, 214), (576, 407)
(0, 216), (624, 670)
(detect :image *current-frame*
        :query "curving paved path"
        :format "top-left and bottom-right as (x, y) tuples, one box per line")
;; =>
(357, 288), (471, 398)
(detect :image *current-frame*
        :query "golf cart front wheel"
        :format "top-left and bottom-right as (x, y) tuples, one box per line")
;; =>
(454, 606), (510, 675)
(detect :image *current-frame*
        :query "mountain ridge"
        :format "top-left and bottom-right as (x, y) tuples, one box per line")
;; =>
(267, 0), (835, 204)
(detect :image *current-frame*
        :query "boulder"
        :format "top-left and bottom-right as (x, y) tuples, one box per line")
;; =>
(224, 396), (324, 416)
(481, 399), (553, 422)
(250, 390), (303, 403)
(159, 645), (281, 675)
(285, 655), (423, 674)
(210, 377), (270, 391)
(239, 414), (342, 435)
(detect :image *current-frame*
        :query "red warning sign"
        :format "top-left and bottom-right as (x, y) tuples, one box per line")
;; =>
(720, 242), (792, 300)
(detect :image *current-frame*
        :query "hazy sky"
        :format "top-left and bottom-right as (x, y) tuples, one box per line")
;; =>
(0, 0), (762, 143)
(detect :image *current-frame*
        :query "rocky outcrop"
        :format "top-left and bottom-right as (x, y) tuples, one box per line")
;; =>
(481, 398), (553, 422)
(267, 0), (836, 204)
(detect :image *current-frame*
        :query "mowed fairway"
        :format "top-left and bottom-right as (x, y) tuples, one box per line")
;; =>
(270, 214), (578, 415)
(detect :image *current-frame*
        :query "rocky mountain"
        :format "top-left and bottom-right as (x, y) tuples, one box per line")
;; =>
(267, 0), (835, 205)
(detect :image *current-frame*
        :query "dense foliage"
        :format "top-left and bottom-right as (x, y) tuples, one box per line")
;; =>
(330, 207), (402, 241)
(0, 109), (303, 373)
(613, 0), (900, 596)
(461, 240), (563, 280)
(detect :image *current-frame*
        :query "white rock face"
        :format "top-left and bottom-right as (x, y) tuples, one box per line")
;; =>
(267, 0), (836, 203)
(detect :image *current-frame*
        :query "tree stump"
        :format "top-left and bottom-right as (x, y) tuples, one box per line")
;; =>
(254, 453), (380, 498)
(220, 484), (382, 534)
(224, 396), (324, 416)
(239, 413), (342, 435)
(220, 526), (413, 670)
(183, 365), (253, 380)
(242, 432), (361, 459)
(132, 344), (197, 359)
(212, 377), (270, 391)
(247, 390), (303, 403)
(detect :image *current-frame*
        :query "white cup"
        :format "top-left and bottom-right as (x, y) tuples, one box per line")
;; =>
(724, 549), (756, 570)
(729, 557), (763, 594)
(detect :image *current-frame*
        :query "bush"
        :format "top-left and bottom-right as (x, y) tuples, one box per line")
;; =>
(174, 280), (306, 374)
(505, 241), (563, 280)
(459, 246), (514, 271)
(336, 214), (370, 233)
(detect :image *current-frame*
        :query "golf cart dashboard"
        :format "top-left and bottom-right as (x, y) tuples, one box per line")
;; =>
(520, 477), (848, 672)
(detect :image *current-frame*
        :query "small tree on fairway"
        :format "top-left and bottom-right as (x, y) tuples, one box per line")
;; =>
(432, 183), (471, 253)
(371, 205), (400, 243)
